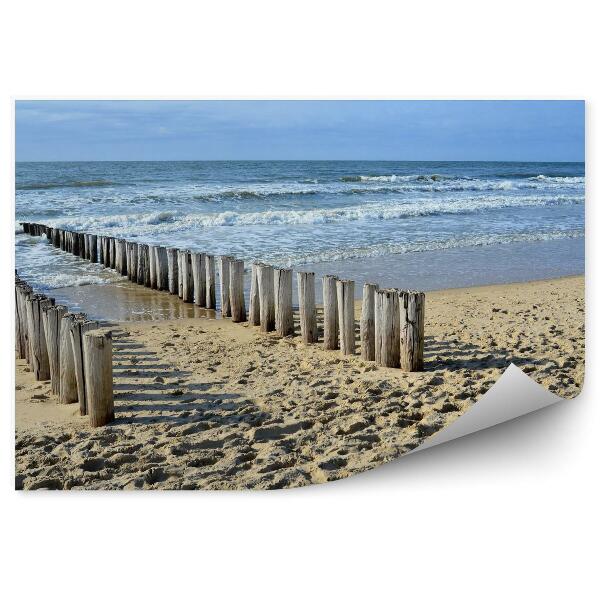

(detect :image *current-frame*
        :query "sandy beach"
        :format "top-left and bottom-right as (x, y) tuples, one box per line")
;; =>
(14, 275), (584, 490)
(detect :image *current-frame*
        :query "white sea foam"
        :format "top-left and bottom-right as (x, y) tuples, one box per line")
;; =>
(41, 193), (583, 235)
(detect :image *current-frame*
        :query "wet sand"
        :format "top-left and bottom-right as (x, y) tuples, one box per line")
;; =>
(15, 275), (584, 490)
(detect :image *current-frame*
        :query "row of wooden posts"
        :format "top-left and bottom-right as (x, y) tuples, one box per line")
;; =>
(15, 272), (114, 427)
(19, 222), (425, 371)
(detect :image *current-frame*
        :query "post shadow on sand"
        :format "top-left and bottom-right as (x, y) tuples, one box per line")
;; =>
(109, 328), (268, 427)
(424, 335), (553, 373)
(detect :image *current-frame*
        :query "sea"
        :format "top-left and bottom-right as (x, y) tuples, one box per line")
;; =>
(15, 160), (584, 315)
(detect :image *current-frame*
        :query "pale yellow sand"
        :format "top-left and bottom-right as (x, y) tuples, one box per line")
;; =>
(15, 275), (584, 490)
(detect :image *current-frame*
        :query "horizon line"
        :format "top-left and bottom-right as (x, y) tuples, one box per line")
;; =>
(15, 158), (585, 164)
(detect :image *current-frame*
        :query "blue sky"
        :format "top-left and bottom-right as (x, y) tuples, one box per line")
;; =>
(15, 100), (584, 162)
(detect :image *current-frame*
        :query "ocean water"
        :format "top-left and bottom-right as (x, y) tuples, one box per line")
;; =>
(15, 161), (585, 294)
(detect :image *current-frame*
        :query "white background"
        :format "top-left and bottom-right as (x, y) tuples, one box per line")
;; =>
(0, 1), (597, 598)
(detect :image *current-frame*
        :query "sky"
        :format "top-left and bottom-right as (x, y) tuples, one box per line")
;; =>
(15, 100), (585, 162)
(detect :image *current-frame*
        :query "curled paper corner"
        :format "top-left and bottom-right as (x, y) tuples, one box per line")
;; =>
(410, 364), (563, 454)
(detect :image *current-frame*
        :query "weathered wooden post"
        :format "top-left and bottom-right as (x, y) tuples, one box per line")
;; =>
(119, 239), (128, 275)
(98, 235), (105, 265)
(137, 243), (149, 287)
(15, 282), (32, 363)
(167, 248), (179, 295)
(59, 313), (82, 404)
(181, 250), (194, 302)
(72, 231), (80, 256)
(229, 259), (246, 322)
(79, 233), (86, 258)
(70, 319), (99, 415)
(336, 279), (355, 355)
(109, 237), (117, 269)
(219, 256), (233, 317)
(323, 275), (339, 350)
(89, 234), (97, 263)
(148, 244), (158, 288)
(83, 330), (114, 427)
(25, 294), (53, 380)
(155, 246), (169, 291)
(15, 281), (28, 360)
(83, 234), (90, 260)
(177, 250), (184, 298)
(398, 290), (425, 372)
(205, 254), (216, 309)
(248, 263), (261, 326)
(274, 267), (294, 337)
(114, 238), (122, 272)
(360, 283), (378, 361)
(257, 264), (275, 333)
(191, 252), (206, 306)
(100, 236), (107, 266)
(374, 288), (400, 368)
(297, 271), (318, 344)
(128, 242), (138, 283)
(42, 304), (68, 395)
(15, 282), (24, 359)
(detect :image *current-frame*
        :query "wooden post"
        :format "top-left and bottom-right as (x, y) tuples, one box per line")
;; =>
(398, 290), (425, 372)
(137, 243), (150, 287)
(274, 267), (294, 337)
(89, 234), (97, 263)
(100, 236), (107, 266)
(70, 320), (99, 415)
(15, 282), (29, 360)
(155, 246), (169, 291)
(177, 250), (184, 298)
(42, 304), (68, 395)
(297, 271), (318, 344)
(25, 294), (52, 380)
(15, 282), (24, 359)
(98, 235), (104, 264)
(248, 263), (261, 326)
(79, 233), (86, 258)
(374, 289), (400, 368)
(16, 282), (32, 363)
(59, 313), (82, 404)
(205, 254), (216, 309)
(124, 241), (131, 277)
(84, 234), (90, 260)
(128, 242), (138, 283)
(323, 275), (339, 350)
(336, 279), (355, 355)
(149, 244), (157, 288)
(167, 248), (179, 295)
(83, 330), (114, 427)
(257, 264), (275, 333)
(229, 259), (246, 322)
(360, 283), (378, 361)
(180, 250), (194, 302)
(191, 252), (206, 306)
(115, 238), (122, 272)
(72, 231), (80, 256)
(219, 256), (233, 317)
(119, 239), (128, 275)
(109, 237), (116, 269)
